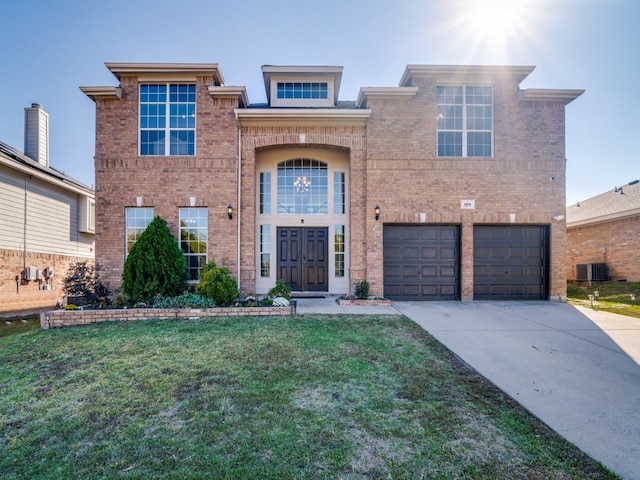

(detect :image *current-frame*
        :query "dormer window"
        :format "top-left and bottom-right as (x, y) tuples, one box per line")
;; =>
(277, 82), (328, 100)
(262, 66), (342, 108)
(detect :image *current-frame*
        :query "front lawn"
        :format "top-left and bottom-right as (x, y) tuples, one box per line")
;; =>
(567, 281), (640, 319)
(0, 315), (618, 479)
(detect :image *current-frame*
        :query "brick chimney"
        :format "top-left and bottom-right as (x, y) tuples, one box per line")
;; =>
(24, 103), (49, 167)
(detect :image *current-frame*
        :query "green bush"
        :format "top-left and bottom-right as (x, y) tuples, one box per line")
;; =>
(151, 291), (216, 309)
(268, 278), (292, 300)
(196, 260), (239, 307)
(354, 280), (370, 300)
(121, 216), (188, 303)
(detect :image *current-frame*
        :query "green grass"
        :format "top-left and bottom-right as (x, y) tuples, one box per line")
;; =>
(567, 281), (640, 319)
(1, 315), (618, 479)
(0, 314), (41, 338)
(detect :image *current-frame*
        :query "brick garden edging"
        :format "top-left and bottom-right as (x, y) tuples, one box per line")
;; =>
(40, 304), (296, 329)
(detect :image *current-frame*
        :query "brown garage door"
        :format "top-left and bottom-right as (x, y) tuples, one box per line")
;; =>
(383, 225), (460, 301)
(473, 225), (549, 300)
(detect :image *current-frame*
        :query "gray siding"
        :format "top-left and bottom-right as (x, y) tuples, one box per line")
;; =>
(0, 165), (94, 257)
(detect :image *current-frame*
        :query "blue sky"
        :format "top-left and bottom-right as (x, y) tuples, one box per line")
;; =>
(1, 0), (636, 206)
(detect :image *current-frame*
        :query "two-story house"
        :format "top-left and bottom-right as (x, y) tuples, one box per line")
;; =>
(0, 104), (95, 314)
(82, 63), (582, 301)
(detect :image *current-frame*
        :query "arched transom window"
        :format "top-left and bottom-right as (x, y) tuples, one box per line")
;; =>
(277, 159), (328, 214)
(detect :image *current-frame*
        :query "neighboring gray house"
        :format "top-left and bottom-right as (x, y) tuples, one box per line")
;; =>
(0, 104), (95, 314)
(566, 180), (640, 282)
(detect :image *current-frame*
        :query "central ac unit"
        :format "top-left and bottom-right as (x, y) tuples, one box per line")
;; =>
(576, 263), (608, 282)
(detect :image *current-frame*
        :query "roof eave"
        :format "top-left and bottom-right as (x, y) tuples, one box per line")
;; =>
(79, 86), (122, 102)
(209, 86), (249, 108)
(235, 108), (371, 127)
(400, 65), (536, 86)
(356, 87), (419, 108)
(519, 88), (585, 105)
(105, 62), (225, 85)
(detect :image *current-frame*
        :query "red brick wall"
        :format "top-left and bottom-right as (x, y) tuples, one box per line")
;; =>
(362, 74), (568, 300)
(0, 249), (93, 314)
(567, 216), (640, 282)
(90, 68), (570, 300)
(94, 75), (238, 293)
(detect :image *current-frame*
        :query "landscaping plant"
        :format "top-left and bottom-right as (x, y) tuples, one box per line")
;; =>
(121, 216), (189, 303)
(63, 261), (110, 307)
(196, 259), (239, 307)
(267, 278), (292, 300)
(354, 280), (370, 299)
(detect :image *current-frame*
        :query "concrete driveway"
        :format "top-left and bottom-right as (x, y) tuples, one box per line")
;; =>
(392, 301), (640, 480)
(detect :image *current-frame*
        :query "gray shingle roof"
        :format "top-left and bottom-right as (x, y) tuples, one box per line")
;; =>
(0, 140), (93, 193)
(567, 180), (640, 227)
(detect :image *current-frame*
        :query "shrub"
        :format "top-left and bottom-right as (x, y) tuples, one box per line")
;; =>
(268, 278), (292, 300)
(63, 261), (110, 307)
(151, 291), (216, 309)
(196, 260), (239, 307)
(354, 280), (370, 300)
(121, 216), (188, 303)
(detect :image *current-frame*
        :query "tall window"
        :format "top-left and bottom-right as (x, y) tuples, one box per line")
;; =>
(125, 207), (154, 255)
(260, 172), (271, 214)
(140, 84), (196, 156)
(260, 225), (271, 277)
(179, 208), (208, 281)
(335, 225), (345, 277)
(333, 172), (345, 214)
(437, 85), (493, 157)
(277, 159), (328, 214)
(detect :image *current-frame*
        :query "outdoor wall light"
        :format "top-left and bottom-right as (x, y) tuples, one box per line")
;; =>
(374, 204), (381, 221)
(227, 204), (233, 220)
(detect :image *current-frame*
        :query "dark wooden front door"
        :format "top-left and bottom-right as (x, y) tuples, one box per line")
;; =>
(277, 227), (328, 292)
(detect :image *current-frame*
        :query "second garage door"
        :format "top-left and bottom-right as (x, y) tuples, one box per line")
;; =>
(473, 225), (549, 300)
(383, 225), (460, 301)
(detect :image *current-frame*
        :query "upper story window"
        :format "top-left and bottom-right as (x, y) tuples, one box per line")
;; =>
(437, 85), (493, 157)
(139, 84), (196, 156)
(277, 82), (328, 99)
(277, 159), (328, 214)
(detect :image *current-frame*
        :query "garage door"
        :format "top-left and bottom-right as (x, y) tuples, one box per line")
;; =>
(473, 225), (549, 300)
(384, 225), (460, 301)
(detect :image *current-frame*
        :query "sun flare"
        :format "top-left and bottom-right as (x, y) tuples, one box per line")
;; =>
(445, 0), (542, 62)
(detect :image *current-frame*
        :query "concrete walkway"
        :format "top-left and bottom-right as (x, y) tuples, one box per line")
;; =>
(294, 297), (640, 480)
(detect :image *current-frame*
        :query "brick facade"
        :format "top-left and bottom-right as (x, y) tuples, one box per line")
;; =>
(83, 63), (581, 301)
(567, 216), (640, 282)
(0, 249), (92, 315)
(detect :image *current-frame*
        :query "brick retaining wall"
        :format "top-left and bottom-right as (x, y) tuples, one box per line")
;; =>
(41, 304), (296, 329)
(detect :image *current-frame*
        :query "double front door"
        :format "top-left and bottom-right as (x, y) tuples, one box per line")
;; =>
(277, 227), (328, 292)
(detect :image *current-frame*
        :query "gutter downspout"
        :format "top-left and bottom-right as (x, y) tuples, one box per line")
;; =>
(237, 119), (242, 290)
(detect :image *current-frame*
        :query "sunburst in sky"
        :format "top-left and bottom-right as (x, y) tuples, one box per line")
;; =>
(442, 0), (549, 63)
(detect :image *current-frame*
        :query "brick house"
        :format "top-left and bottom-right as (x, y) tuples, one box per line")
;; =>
(0, 104), (95, 314)
(81, 63), (581, 301)
(566, 180), (640, 282)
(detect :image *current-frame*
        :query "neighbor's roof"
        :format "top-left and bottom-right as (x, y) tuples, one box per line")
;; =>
(0, 140), (94, 196)
(567, 180), (640, 228)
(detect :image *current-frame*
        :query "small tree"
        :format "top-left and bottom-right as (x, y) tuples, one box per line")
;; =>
(121, 216), (188, 303)
(196, 259), (239, 307)
(64, 261), (110, 306)
(354, 280), (370, 300)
